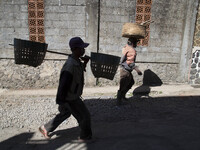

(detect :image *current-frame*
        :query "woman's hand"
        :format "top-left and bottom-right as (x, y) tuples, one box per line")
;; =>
(134, 66), (143, 75)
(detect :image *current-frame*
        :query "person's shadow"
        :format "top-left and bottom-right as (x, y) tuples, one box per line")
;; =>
(0, 127), (81, 150)
(132, 69), (163, 99)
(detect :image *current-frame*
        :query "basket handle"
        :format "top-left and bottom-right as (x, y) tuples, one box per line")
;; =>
(140, 20), (154, 26)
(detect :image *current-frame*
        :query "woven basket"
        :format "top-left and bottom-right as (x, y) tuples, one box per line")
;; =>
(14, 38), (48, 67)
(90, 52), (120, 80)
(122, 23), (146, 39)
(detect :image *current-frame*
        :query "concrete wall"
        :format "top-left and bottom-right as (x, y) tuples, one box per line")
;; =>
(0, 0), (99, 89)
(0, 0), (29, 58)
(97, 0), (198, 85)
(0, 0), (199, 89)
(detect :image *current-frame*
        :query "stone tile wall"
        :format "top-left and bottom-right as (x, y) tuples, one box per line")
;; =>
(190, 2), (200, 84)
(0, 59), (63, 89)
(0, 59), (178, 89)
(190, 49), (200, 84)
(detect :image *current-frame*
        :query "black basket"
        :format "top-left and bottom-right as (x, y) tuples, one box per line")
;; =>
(14, 38), (48, 67)
(90, 52), (120, 80)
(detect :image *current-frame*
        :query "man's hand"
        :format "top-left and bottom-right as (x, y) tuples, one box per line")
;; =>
(137, 71), (142, 75)
(81, 55), (90, 64)
(81, 55), (90, 72)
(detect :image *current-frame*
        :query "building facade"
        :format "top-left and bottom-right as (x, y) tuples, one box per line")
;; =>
(0, 0), (199, 89)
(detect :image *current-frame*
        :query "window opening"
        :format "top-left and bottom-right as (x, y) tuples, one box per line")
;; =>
(28, 0), (45, 43)
(135, 0), (152, 46)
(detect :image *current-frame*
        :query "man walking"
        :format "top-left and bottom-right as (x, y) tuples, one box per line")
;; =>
(39, 37), (92, 142)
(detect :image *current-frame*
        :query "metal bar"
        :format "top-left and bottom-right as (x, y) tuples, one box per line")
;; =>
(96, 0), (101, 86)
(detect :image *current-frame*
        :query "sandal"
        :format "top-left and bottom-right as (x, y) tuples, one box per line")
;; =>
(39, 125), (51, 139)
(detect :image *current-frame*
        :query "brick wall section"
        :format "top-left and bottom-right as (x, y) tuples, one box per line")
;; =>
(135, 0), (152, 46)
(28, 0), (46, 43)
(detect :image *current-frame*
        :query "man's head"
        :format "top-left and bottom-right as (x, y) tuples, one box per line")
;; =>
(69, 37), (89, 57)
(127, 37), (140, 48)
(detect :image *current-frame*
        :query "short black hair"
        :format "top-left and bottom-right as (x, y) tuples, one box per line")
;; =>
(127, 37), (140, 45)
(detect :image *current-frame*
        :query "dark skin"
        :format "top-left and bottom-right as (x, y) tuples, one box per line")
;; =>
(128, 37), (140, 48)
(71, 47), (90, 71)
(71, 47), (85, 58)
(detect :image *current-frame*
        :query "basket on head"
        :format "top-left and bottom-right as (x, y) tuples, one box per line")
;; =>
(122, 23), (146, 39)
(90, 52), (120, 80)
(14, 38), (48, 67)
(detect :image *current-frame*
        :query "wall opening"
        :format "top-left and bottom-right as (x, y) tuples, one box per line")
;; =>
(28, 0), (45, 43)
(135, 0), (152, 46)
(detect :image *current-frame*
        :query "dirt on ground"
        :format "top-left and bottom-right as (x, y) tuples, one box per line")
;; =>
(0, 84), (200, 150)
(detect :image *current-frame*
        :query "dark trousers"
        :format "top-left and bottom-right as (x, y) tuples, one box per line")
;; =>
(117, 68), (135, 104)
(44, 98), (92, 140)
